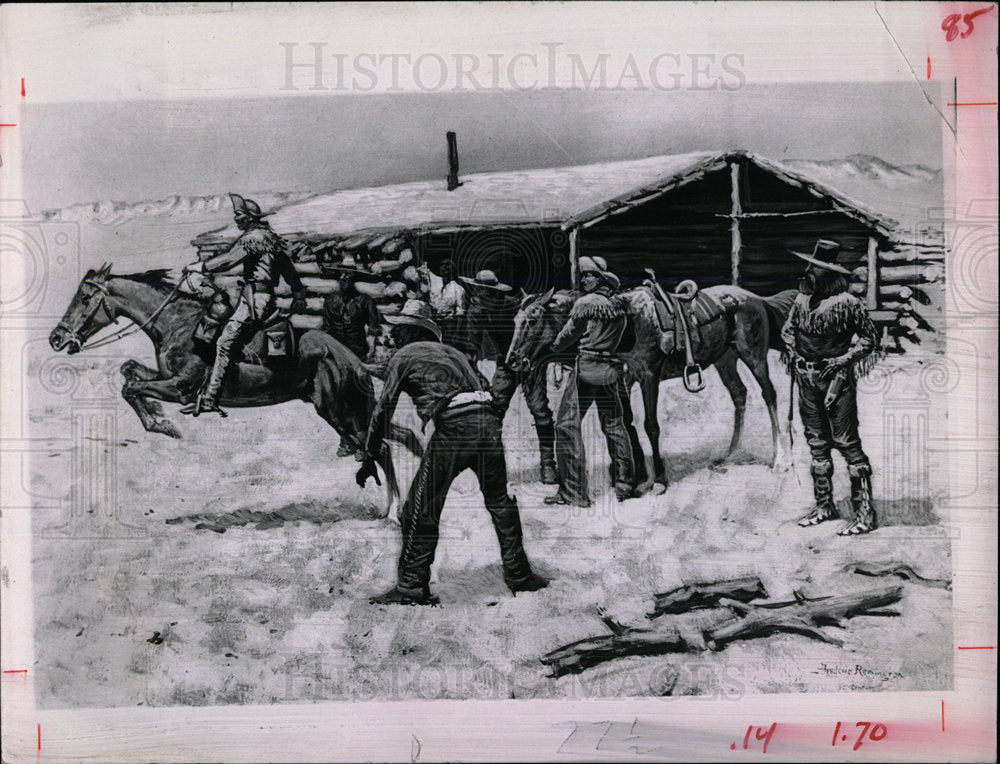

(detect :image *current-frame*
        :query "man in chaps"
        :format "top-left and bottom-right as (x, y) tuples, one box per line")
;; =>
(181, 193), (307, 416)
(356, 298), (548, 605)
(544, 257), (639, 507)
(462, 269), (559, 485)
(782, 239), (881, 536)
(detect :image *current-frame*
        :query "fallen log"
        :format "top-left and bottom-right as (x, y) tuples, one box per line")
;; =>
(540, 611), (689, 678)
(843, 562), (951, 591)
(647, 577), (767, 619)
(704, 585), (903, 651)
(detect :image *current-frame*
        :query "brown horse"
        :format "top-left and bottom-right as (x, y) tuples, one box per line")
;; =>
(505, 284), (797, 490)
(49, 265), (422, 517)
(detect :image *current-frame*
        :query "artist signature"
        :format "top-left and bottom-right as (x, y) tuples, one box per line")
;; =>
(814, 663), (904, 685)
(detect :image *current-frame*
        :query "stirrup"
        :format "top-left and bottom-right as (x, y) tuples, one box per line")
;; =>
(798, 506), (836, 527)
(180, 395), (228, 418)
(683, 364), (705, 393)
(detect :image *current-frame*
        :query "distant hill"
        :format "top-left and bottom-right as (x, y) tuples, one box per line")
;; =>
(42, 191), (314, 227)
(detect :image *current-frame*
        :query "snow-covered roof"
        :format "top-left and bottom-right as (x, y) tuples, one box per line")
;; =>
(192, 149), (903, 249)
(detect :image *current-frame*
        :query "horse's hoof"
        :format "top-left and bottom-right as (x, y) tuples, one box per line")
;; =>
(650, 482), (668, 496)
(154, 420), (182, 439)
(708, 461), (728, 473)
(771, 456), (792, 473)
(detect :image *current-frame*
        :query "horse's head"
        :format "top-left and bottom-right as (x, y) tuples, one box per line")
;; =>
(506, 287), (567, 373)
(49, 263), (116, 354)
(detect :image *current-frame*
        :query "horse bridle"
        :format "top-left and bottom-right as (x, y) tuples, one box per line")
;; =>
(56, 274), (187, 352)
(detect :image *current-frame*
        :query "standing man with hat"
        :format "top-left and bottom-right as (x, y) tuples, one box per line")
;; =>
(462, 269), (559, 485)
(181, 193), (307, 416)
(322, 264), (381, 362)
(356, 299), (548, 605)
(782, 239), (881, 536)
(544, 256), (639, 506)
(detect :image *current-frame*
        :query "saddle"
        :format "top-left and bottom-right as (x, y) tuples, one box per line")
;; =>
(193, 289), (296, 362)
(644, 273), (726, 393)
(651, 286), (726, 358)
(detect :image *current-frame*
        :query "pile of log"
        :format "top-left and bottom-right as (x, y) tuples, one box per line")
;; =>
(540, 576), (905, 679)
(194, 229), (428, 330)
(849, 235), (946, 351)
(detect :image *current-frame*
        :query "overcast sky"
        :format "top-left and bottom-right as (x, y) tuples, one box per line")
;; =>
(2, 3), (979, 210)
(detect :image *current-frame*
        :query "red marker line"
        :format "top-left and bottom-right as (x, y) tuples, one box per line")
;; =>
(0, 124), (17, 127)
(2, 669), (28, 674)
(946, 102), (998, 106)
(21, 78), (25, 97)
(927, 56), (931, 79)
(941, 700), (945, 732)
(37, 723), (41, 750)
(958, 645), (995, 649)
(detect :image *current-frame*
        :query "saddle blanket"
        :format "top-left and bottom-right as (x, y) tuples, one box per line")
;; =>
(652, 288), (728, 353)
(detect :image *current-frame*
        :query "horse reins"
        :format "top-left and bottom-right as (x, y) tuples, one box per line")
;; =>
(65, 274), (190, 351)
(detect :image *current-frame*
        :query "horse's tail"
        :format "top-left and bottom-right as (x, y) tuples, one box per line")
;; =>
(763, 290), (798, 351)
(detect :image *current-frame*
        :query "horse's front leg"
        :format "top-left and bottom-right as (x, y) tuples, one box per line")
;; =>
(120, 362), (184, 439)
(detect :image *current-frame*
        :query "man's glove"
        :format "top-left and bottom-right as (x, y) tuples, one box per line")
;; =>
(182, 261), (204, 274)
(818, 355), (850, 382)
(290, 291), (308, 313)
(355, 455), (381, 488)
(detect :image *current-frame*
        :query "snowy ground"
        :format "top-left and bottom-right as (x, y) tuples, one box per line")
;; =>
(28, 330), (952, 707)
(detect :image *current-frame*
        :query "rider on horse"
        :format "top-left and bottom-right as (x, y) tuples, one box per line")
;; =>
(181, 194), (308, 416)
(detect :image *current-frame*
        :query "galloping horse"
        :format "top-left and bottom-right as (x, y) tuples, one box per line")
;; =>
(505, 283), (797, 490)
(49, 264), (422, 517)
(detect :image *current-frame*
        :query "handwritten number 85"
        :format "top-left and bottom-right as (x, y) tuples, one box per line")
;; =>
(832, 721), (888, 750)
(942, 7), (994, 41)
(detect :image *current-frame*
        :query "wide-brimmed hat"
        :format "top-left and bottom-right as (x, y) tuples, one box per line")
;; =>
(789, 239), (852, 275)
(600, 270), (621, 290)
(384, 299), (442, 341)
(230, 193), (268, 219)
(577, 255), (608, 275)
(458, 269), (513, 292)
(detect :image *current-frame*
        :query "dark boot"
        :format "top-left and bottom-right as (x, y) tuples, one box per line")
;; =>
(507, 572), (550, 595)
(369, 584), (440, 606)
(840, 463), (877, 536)
(798, 458), (836, 526)
(488, 497), (549, 595)
(535, 422), (558, 485)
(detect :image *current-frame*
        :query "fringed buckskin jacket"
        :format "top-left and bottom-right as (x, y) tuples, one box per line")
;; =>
(551, 291), (630, 356)
(200, 222), (304, 296)
(781, 286), (881, 379)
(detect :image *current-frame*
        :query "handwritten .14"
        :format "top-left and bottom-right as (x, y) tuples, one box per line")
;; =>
(832, 721), (888, 751)
(731, 723), (777, 753)
(942, 7), (994, 41)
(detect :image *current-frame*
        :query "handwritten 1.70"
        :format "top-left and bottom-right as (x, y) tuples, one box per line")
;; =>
(731, 721), (887, 753)
(832, 721), (888, 751)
